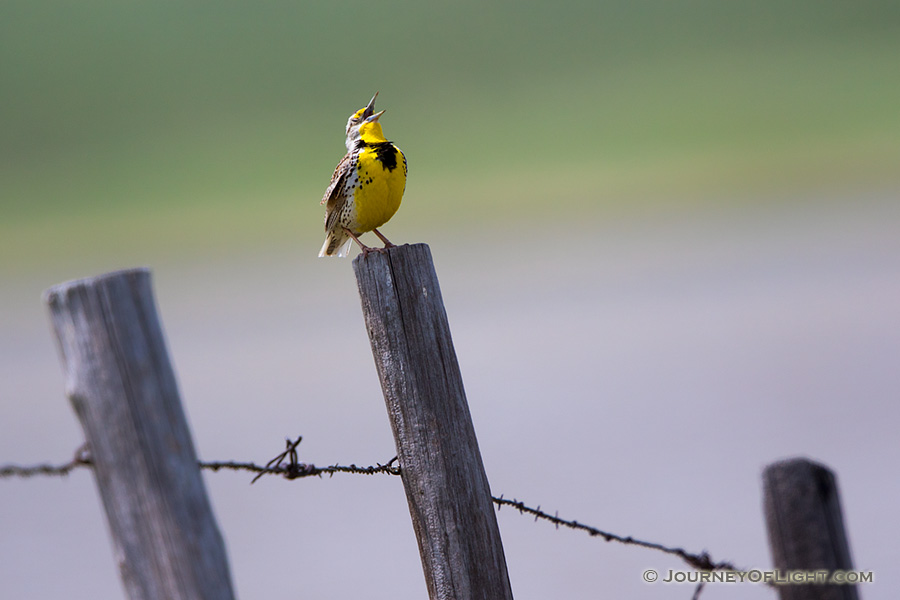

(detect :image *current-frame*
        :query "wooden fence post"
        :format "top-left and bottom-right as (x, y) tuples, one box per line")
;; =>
(44, 268), (235, 600)
(353, 244), (514, 600)
(763, 457), (859, 600)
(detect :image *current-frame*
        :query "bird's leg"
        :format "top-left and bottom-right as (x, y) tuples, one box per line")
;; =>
(372, 228), (396, 249)
(343, 227), (379, 257)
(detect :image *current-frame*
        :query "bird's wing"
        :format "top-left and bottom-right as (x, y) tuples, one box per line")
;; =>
(320, 153), (351, 206)
(320, 153), (352, 232)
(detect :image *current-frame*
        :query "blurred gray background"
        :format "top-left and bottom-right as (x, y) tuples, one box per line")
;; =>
(2, 1), (898, 598)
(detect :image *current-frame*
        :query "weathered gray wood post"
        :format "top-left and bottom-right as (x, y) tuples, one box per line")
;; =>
(353, 244), (514, 600)
(763, 457), (859, 600)
(44, 268), (235, 600)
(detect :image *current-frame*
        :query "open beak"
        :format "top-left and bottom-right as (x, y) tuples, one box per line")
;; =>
(363, 92), (379, 119)
(366, 109), (385, 123)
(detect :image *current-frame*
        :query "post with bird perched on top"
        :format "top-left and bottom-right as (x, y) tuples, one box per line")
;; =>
(317, 93), (512, 598)
(353, 244), (515, 600)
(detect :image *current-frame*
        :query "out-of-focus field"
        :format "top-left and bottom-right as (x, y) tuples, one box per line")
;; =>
(2, 1), (899, 271)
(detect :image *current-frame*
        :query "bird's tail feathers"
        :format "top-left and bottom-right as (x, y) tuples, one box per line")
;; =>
(318, 233), (353, 258)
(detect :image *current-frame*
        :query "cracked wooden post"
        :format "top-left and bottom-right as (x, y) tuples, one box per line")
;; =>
(353, 243), (514, 600)
(763, 457), (859, 600)
(44, 268), (235, 600)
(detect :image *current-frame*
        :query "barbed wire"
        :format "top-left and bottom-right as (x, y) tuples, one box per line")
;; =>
(202, 437), (400, 482)
(1, 437), (744, 581)
(0, 444), (91, 478)
(0, 439), (400, 482)
(199, 459), (401, 479)
(492, 496), (735, 572)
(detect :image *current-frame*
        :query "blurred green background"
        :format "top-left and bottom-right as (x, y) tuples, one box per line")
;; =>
(2, 0), (898, 271)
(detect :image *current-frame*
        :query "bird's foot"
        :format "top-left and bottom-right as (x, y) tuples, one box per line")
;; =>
(372, 228), (397, 249)
(360, 245), (390, 258)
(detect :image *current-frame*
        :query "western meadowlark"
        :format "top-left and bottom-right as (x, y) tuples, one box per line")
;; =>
(318, 93), (407, 257)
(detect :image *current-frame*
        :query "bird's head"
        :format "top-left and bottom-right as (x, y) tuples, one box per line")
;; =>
(358, 110), (388, 144)
(344, 92), (378, 150)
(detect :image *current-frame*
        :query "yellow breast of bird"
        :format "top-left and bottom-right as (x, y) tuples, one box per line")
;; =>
(352, 143), (406, 233)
